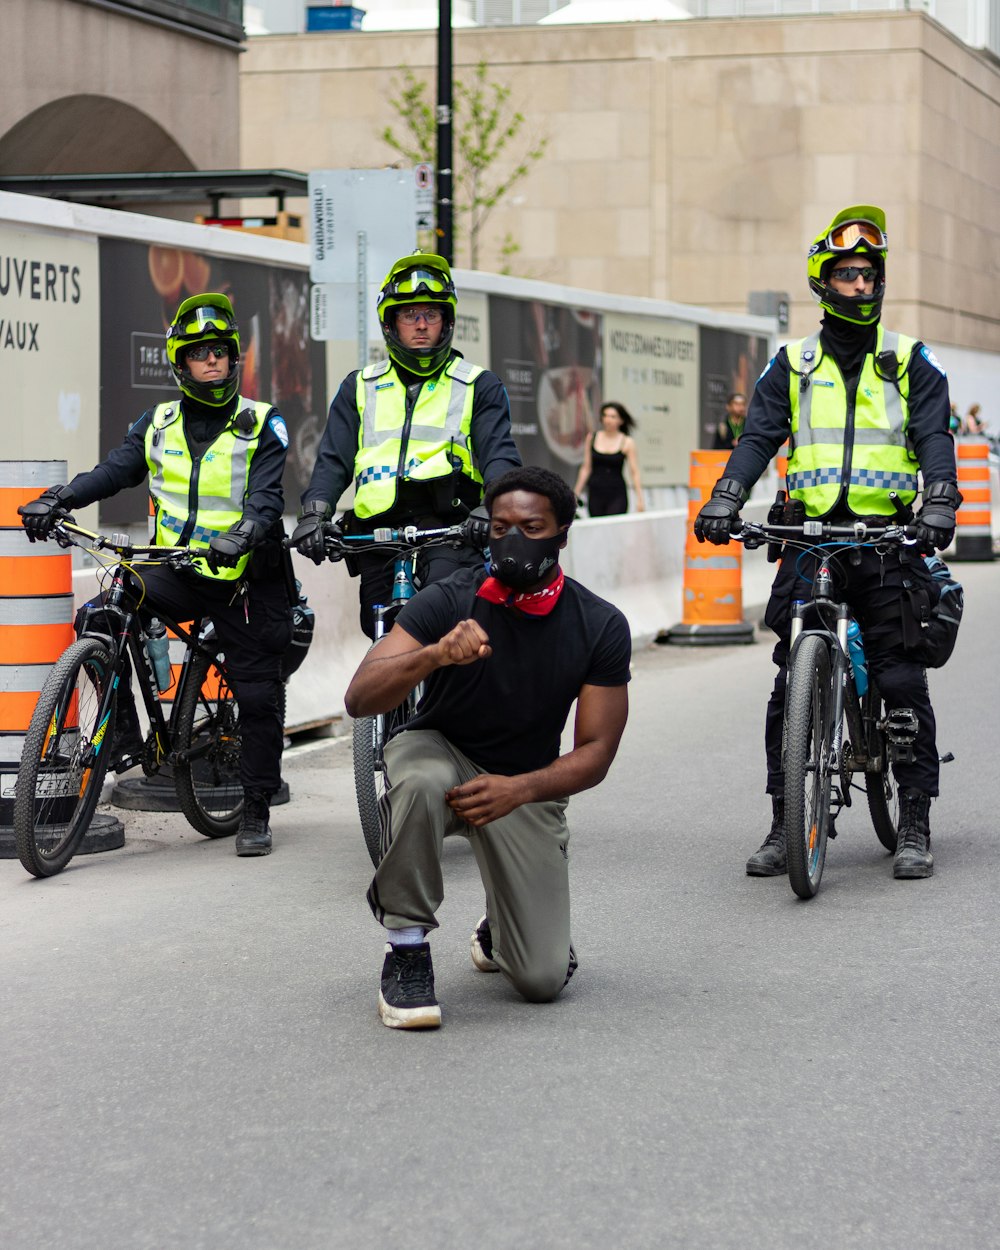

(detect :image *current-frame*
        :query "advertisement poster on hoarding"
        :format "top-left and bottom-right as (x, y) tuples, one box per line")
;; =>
(699, 326), (771, 449)
(453, 290), (489, 368)
(98, 239), (326, 524)
(1, 225), (100, 469)
(602, 313), (699, 487)
(488, 295), (602, 483)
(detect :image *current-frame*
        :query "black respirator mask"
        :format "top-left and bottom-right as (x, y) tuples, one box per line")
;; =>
(488, 527), (564, 591)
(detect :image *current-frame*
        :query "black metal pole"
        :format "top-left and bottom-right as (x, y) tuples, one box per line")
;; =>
(436, 0), (453, 264)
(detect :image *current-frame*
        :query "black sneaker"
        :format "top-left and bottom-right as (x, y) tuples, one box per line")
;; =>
(746, 795), (787, 876)
(379, 942), (441, 1029)
(235, 789), (272, 857)
(470, 915), (499, 972)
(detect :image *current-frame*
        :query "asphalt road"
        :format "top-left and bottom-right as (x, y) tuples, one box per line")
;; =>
(2, 562), (999, 1250)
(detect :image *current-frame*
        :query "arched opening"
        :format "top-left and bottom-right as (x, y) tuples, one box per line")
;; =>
(0, 95), (193, 176)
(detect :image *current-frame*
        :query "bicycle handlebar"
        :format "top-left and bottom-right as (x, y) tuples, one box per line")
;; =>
(284, 515), (487, 563)
(50, 518), (197, 563)
(731, 518), (919, 547)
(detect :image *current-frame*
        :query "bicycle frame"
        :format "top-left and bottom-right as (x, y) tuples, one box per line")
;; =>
(787, 574), (868, 812)
(59, 523), (222, 772)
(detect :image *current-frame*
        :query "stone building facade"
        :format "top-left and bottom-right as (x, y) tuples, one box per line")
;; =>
(241, 13), (1000, 351)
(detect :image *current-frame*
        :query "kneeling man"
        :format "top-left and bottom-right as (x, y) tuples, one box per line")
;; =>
(345, 466), (631, 1029)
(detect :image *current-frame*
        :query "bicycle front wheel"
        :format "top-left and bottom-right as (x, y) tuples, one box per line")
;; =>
(865, 680), (900, 853)
(784, 634), (835, 899)
(173, 651), (243, 838)
(353, 696), (415, 868)
(13, 638), (116, 877)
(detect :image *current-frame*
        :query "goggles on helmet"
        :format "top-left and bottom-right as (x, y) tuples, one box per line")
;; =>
(170, 305), (236, 340)
(382, 267), (454, 300)
(824, 219), (887, 253)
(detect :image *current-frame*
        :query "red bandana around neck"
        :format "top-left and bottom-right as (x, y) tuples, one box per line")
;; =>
(476, 569), (565, 616)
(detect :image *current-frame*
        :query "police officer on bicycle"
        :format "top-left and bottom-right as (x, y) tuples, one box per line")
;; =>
(694, 205), (960, 880)
(19, 292), (293, 858)
(290, 253), (521, 636)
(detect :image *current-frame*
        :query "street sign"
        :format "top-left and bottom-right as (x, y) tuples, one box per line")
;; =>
(311, 281), (381, 344)
(308, 169), (417, 284)
(414, 162), (435, 234)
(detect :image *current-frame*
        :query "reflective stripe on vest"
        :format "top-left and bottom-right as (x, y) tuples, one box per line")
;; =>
(786, 327), (919, 517)
(353, 357), (483, 519)
(144, 397), (271, 580)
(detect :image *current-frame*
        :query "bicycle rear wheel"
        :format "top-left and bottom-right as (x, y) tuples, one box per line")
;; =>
(353, 696), (415, 868)
(13, 638), (116, 877)
(784, 634), (834, 899)
(864, 680), (900, 853)
(173, 651), (243, 838)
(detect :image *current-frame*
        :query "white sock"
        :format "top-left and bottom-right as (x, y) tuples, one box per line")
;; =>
(388, 926), (426, 947)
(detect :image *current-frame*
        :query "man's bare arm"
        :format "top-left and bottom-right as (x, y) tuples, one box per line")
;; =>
(445, 682), (629, 827)
(344, 618), (492, 717)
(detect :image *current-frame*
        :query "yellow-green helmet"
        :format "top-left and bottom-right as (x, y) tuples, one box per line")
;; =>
(165, 292), (241, 406)
(376, 253), (457, 375)
(807, 205), (888, 326)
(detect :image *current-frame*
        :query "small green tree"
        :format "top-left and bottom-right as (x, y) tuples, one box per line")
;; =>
(381, 61), (548, 271)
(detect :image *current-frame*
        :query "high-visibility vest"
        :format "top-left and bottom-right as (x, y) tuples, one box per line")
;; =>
(144, 397), (272, 580)
(786, 327), (920, 517)
(353, 356), (484, 519)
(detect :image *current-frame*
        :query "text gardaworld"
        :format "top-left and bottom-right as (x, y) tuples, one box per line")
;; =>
(0, 320), (39, 351)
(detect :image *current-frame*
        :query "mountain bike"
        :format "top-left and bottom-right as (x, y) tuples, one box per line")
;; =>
(733, 517), (923, 899)
(319, 517), (487, 868)
(13, 520), (243, 877)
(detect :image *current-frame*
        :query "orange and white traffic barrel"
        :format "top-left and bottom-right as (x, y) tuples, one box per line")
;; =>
(659, 448), (754, 646)
(951, 438), (994, 562)
(0, 461), (75, 835)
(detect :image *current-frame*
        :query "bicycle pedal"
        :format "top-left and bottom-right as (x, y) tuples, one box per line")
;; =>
(880, 707), (919, 746)
(939, 752), (955, 765)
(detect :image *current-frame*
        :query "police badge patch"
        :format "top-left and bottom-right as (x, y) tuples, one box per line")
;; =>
(920, 346), (946, 376)
(269, 415), (289, 447)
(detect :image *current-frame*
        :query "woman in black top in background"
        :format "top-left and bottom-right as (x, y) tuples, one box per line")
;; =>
(573, 402), (645, 516)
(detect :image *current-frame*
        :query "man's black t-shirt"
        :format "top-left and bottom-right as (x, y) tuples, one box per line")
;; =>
(394, 567), (632, 777)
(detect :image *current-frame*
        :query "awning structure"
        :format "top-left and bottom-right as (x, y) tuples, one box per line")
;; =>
(0, 170), (309, 217)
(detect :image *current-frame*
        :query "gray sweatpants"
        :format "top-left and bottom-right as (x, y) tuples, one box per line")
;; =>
(366, 729), (573, 1003)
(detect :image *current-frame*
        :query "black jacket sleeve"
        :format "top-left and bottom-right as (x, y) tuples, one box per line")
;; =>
(469, 370), (522, 482)
(243, 410), (288, 529)
(67, 412), (155, 507)
(300, 372), (360, 513)
(718, 350), (793, 492)
(904, 345), (956, 485)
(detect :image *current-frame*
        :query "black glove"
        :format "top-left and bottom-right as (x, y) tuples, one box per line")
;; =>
(915, 481), (962, 552)
(464, 505), (490, 552)
(693, 478), (748, 545)
(18, 484), (76, 543)
(206, 518), (262, 573)
(290, 500), (333, 566)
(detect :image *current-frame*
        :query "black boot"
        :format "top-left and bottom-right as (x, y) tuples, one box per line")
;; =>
(746, 794), (786, 876)
(235, 788), (272, 857)
(894, 789), (933, 879)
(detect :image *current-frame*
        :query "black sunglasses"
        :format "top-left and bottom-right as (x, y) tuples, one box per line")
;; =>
(185, 342), (232, 361)
(829, 266), (879, 283)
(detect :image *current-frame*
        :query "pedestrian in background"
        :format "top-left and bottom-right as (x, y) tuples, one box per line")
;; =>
(573, 401), (645, 515)
(961, 403), (987, 436)
(710, 391), (747, 450)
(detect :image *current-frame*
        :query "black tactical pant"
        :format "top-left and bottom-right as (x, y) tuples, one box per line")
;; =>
(763, 544), (940, 797)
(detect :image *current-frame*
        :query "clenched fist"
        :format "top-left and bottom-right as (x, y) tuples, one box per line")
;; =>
(435, 618), (492, 668)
